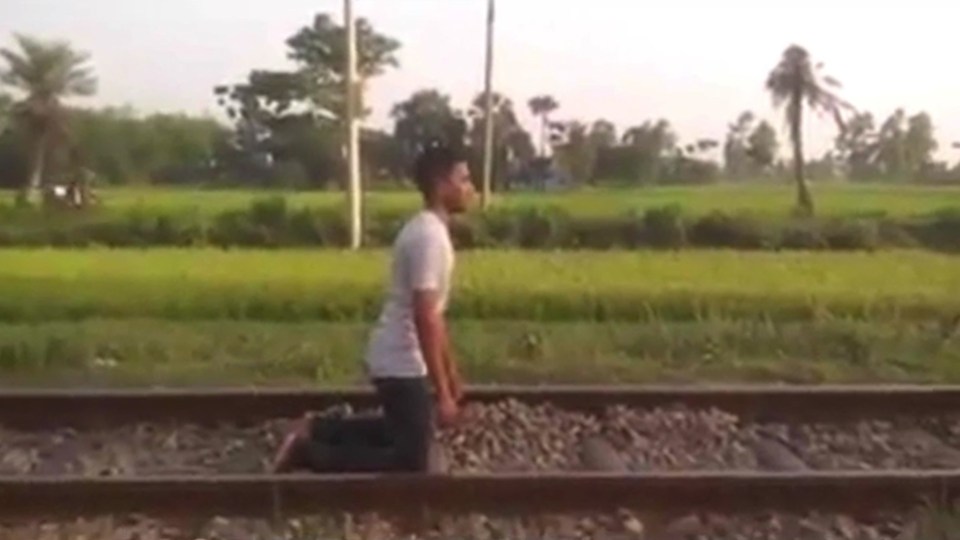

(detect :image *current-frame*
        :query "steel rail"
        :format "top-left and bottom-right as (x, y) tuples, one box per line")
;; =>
(0, 471), (957, 520)
(1, 385), (959, 428)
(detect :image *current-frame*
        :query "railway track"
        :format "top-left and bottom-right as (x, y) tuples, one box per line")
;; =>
(1, 471), (959, 519)
(1, 385), (959, 528)
(2, 384), (959, 427)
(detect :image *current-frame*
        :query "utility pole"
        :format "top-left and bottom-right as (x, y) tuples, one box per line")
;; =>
(344, 0), (362, 249)
(480, 0), (496, 209)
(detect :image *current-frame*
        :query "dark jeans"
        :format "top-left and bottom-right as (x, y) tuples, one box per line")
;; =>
(303, 377), (434, 473)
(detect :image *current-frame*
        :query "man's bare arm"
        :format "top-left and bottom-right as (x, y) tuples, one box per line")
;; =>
(443, 338), (464, 402)
(413, 290), (453, 405)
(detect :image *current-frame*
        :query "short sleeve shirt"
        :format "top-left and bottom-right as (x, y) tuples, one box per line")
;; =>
(364, 210), (454, 378)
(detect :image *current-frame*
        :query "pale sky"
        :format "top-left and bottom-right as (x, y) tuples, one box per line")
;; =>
(2, 0), (959, 161)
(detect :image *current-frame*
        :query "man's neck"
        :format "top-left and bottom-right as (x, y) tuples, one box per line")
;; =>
(424, 204), (450, 225)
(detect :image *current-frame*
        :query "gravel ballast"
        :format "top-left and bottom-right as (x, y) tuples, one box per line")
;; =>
(3, 400), (960, 476)
(0, 510), (925, 540)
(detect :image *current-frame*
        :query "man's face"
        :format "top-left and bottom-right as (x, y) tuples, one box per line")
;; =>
(438, 162), (475, 214)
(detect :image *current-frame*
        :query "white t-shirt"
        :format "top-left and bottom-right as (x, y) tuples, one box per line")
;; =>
(365, 210), (454, 378)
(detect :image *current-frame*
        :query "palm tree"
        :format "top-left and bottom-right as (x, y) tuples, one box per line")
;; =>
(1, 34), (97, 204)
(527, 95), (558, 157)
(766, 44), (851, 216)
(0, 92), (11, 133)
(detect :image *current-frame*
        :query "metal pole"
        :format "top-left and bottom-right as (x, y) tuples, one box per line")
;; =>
(344, 0), (362, 249)
(480, 0), (496, 209)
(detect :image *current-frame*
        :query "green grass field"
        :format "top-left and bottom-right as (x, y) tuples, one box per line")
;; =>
(0, 249), (957, 322)
(2, 183), (958, 385)
(0, 247), (956, 386)
(4, 183), (959, 218)
(0, 319), (956, 387)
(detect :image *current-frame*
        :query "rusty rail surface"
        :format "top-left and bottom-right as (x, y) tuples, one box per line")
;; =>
(1, 385), (959, 428)
(0, 471), (958, 520)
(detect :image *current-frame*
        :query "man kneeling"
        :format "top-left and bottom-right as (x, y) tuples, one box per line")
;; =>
(273, 145), (475, 473)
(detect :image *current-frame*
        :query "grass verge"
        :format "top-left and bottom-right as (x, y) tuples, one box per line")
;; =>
(0, 319), (956, 387)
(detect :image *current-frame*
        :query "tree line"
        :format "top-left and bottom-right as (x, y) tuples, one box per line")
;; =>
(2, 14), (959, 214)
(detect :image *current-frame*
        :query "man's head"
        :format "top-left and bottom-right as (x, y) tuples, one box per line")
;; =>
(413, 145), (475, 214)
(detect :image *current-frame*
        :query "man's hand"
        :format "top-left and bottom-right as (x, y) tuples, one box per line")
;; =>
(447, 352), (465, 403)
(437, 393), (460, 427)
(413, 289), (460, 425)
(449, 372), (464, 404)
(442, 338), (465, 403)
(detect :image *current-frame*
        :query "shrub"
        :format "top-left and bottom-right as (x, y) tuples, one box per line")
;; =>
(642, 205), (686, 249)
(876, 219), (918, 249)
(822, 219), (879, 251)
(689, 211), (774, 249)
(915, 209), (960, 252)
(515, 208), (571, 249)
(0, 197), (957, 252)
(477, 209), (517, 248)
(364, 211), (405, 247)
(563, 217), (631, 249)
(779, 221), (828, 250)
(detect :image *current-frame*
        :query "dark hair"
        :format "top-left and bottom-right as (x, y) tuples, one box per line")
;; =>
(413, 143), (467, 200)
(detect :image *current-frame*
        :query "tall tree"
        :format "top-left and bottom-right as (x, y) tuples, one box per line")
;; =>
(469, 91), (513, 160)
(285, 14), (400, 120)
(553, 121), (597, 184)
(723, 111), (755, 178)
(214, 70), (310, 175)
(1, 34), (97, 204)
(214, 13), (399, 187)
(215, 14), (399, 122)
(622, 119), (676, 149)
(0, 92), (11, 133)
(904, 112), (937, 178)
(693, 139), (719, 153)
(589, 119), (618, 149)
(67, 107), (226, 185)
(527, 95), (559, 157)
(876, 108), (907, 178)
(669, 138), (721, 185)
(766, 44), (851, 215)
(834, 111), (879, 180)
(746, 120), (779, 173)
(621, 119), (676, 184)
(0, 92), (28, 189)
(391, 89), (463, 166)
(360, 127), (404, 183)
(724, 112), (778, 178)
(468, 91), (529, 189)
